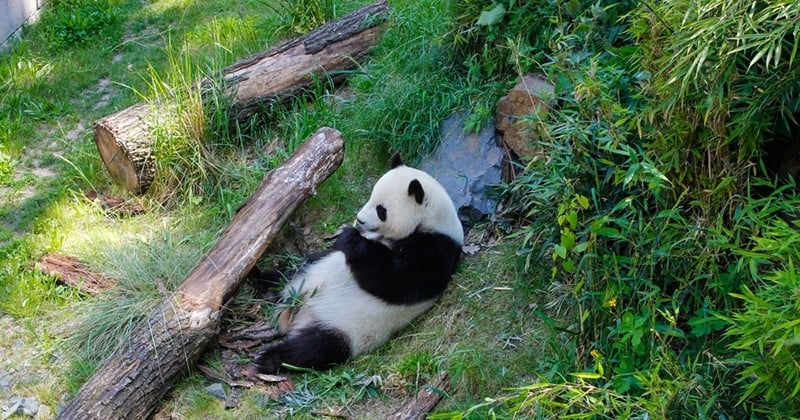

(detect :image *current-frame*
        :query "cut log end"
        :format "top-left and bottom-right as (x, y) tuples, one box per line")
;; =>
(95, 125), (139, 193)
(93, 102), (157, 195)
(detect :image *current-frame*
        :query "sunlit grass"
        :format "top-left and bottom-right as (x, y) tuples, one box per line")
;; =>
(0, 0), (553, 417)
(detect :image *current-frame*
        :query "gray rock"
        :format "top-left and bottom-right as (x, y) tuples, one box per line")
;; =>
(204, 383), (227, 401)
(0, 371), (11, 396)
(420, 112), (504, 225)
(34, 403), (51, 419)
(2, 397), (40, 418)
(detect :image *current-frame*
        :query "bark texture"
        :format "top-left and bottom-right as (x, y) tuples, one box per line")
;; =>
(38, 253), (116, 296)
(93, 0), (387, 195)
(94, 103), (158, 195)
(59, 127), (345, 419)
(388, 372), (449, 420)
(222, 0), (388, 122)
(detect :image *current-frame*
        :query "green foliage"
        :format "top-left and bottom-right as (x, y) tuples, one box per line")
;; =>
(137, 36), (272, 206)
(0, 146), (14, 186)
(457, 0), (800, 416)
(341, 0), (467, 161)
(450, 0), (635, 79)
(432, 378), (650, 419)
(397, 351), (436, 379)
(630, 0), (800, 181)
(37, 0), (120, 50)
(724, 218), (800, 413)
(267, 0), (334, 34)
(0, 240), (77, 318)
(63, 220), (216, 379)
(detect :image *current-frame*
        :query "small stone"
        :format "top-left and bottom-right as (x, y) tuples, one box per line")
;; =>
(2, 397), (39, 418)
(496, 73), (554, 160)
(0, 371), (11, 396)
(2, 398), (22, 419)
(20, 398), (39, 416)
(34, 404), (52, 419)
(204, 383), (227, 401)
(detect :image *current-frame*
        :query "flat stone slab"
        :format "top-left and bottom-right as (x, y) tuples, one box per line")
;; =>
(420, 112), (504, 225)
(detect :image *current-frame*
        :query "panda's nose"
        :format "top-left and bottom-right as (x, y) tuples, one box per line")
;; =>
(356, 217), (365, 225)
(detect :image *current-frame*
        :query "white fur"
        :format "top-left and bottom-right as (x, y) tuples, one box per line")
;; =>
(283, 252), (435, 354)
(356, 165), (464, 246)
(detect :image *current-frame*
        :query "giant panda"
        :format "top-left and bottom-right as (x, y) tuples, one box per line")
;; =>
(252, 154), (464, 374)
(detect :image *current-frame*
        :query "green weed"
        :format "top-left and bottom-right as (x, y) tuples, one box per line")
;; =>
(35, 0), (122, 50)
(265, 0), (335, 35)
(723, 211), (800, 413)
(0, 146), (14, 185)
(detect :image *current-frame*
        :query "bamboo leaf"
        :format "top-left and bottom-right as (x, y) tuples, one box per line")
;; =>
(570, 372), (602, 380)
(476, 3), (506, 26)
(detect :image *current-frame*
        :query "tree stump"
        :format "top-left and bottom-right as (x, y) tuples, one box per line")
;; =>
(59, 127), (345, 419)
(94, 103), (158, 194)
(94, 0), (388, 195)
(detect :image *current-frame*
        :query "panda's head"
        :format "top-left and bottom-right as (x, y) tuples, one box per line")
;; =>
(355, 155), (464, 247)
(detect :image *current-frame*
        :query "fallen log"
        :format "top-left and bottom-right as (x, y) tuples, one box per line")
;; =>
(59, 127), (345, 419)
(94, 0), (387, 195)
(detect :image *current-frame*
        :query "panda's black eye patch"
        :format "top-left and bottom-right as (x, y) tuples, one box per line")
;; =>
(376, 205), (387, 222)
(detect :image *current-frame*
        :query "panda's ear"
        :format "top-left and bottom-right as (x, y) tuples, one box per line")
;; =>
(408, 179), (424, 204)
(390, 153), (403, 169)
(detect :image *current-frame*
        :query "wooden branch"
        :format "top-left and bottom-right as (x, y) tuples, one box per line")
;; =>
(59, 127), (345, 419)
(94, 0), (387, 195)
(388, 371), (449, 420)
(38, 253), (116, 296)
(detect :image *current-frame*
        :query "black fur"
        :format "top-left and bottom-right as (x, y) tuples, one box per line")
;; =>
(248, 267), (284, 301)
(249, 251), (334, 300)
(303, 250), (335, 265)
(255, 324), (351, 373)
(333, 226), (461, 305)
(391, 153), (404, 168)
(408, 179), (424, 204)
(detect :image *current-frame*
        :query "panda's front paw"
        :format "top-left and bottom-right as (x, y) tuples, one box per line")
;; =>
(334, 225), (363, 246)
(323, 224), (352, 241)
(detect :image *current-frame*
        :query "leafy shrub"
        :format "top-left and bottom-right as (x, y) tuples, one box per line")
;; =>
(450, 0), (635, 79)
(452, 0), (800, 416)
(630, 0), (800, 184)
(37, 0), (119, 50)
(724, 212), (800, 413)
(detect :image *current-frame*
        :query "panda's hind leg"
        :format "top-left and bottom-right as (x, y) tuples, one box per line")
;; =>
(254, 324), (352, 373)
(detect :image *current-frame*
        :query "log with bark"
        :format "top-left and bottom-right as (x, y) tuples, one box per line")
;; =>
(388, 371), (449, 420)
(94, 0), (388, 195)
(59, 127), (345, 419)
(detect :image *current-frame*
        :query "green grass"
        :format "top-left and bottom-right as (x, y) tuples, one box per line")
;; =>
(14, 0), (795, 417)
(0, 0), (565, 417)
